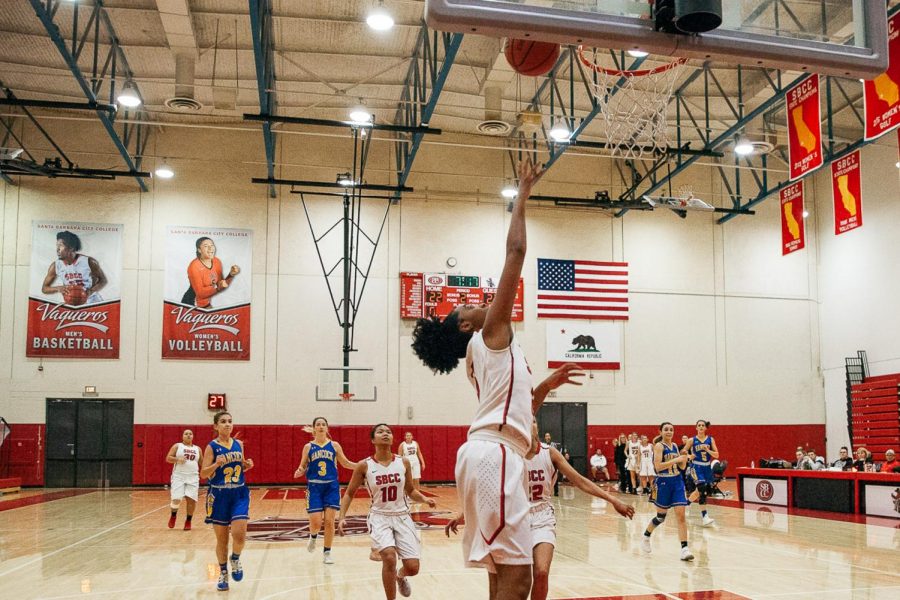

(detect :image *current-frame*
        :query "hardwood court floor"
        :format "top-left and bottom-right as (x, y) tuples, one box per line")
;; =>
(0, 483), (898, 599)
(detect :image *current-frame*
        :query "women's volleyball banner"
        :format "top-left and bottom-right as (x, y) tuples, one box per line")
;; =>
(864, 11), (900, 140)
(786, 75), (823, 180)
(27, 221), (123, 359)
(162, 226), (252, 360)
(546, 321), (621, 370)
(831, 151), (863, 235)
(780, 181), (806, 255)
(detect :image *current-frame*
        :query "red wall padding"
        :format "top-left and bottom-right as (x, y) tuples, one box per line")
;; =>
(6, 422), (823, 486)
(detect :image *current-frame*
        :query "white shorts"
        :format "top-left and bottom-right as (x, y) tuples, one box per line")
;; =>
(530, 503), (556, 548)
(625, 456), (637, 471)
(368, 512), (421, 560)
(639, 461), (656, 477)
(455, 439), (532, 572)
(171, 473), (199, 501)
(407, 457), (422, 480)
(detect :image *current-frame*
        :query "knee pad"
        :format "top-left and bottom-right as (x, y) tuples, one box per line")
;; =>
(170, 499), (181, 509)
(651, 512), (667, 526)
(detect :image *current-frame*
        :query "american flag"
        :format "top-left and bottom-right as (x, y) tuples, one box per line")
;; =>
(537, 258), (628, 320)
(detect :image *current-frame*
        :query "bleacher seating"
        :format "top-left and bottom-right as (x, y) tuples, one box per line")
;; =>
(850, 373), (900, 458)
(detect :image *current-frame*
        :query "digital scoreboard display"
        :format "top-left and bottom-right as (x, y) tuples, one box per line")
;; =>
(400, 272), (524, 321)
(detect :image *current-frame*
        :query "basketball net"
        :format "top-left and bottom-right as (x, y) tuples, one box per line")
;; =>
(339, 392), (354, 403)
(576, 47), (686, 159)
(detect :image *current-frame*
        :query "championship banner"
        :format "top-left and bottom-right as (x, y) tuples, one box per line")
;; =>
(780, 181), (806, 255)
(546, 321), (620, 370)
(27, 221), (123, 359)
(831, 150), (863, 235)
(864, 11), (900, 140)
(162, 226), (252, 360)
(786, 74), (823, 180)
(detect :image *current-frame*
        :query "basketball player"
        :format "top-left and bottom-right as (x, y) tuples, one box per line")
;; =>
(182, 236), (240, 308)
(200, 411), (254, 592)
(338, 423), (436, 599)
(637, 434), (656, 495)
(682, 419), (719, 526)
(627, 432), (641, 494)
(294, 417), (357, 564)
(398, 432), (425, 491)
(641, 422), (693, 561)
(165, 429), (200, 530)
(42, 230), (108, 305)
(411, 159), (583, 600)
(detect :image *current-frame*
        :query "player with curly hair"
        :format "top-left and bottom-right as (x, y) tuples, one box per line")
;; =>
(42, 230), (108, 306)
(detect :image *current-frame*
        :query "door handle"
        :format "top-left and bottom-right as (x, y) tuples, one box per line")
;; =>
(67, 443), (75, 456)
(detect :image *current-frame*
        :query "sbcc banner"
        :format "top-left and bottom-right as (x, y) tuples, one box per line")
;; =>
(864, 11), (900, 140)
(546, 321), (620, 370)
(780, 181), (806, 255)
(27, 221), (123, 359)
(862, 484), (900, 519)
(741, 477), (788, 507)
(786, 74), (823, 180)
(163, 226), (252, 360)
(831, 150), (863, 235)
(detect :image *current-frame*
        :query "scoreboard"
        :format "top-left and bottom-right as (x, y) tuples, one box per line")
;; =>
(400, 272), (524, 321)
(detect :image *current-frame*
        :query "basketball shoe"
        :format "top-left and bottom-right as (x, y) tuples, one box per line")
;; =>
(217, 571), (229, 592)
(230, 556), (243, 581)
(397, 574), (412, 597)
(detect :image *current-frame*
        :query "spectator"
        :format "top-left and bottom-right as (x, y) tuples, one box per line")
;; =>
(590, 448), (610, 481)
(614, 433), (631, 493)
(831, 447), (853, 471)
(543, 432), (560, 451)
(852, 447), (873, 472)
(880, 449), (900, 474)
(806, 450), (825, 471)
(793, 449), (812, 470)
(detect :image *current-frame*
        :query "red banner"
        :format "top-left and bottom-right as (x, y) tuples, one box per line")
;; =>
(162, 302), (250, 360)
(864, 12), (900, 140)
(831, 150), (863, 235)
(786, 75), (823, 180)
(27, 299), (121, 358)
(780, 181), (806, 255)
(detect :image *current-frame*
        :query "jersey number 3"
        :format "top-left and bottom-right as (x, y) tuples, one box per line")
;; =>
(317, 461), (328, 477)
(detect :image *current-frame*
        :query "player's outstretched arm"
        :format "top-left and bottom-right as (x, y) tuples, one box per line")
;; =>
(337, 461), (368, 535)
(532, 363), (584, 414)
(333, 442), (359, 471)
(549, 447), (634, 519)
(402, 458), (435, 507)
(293, 443), (311, 478)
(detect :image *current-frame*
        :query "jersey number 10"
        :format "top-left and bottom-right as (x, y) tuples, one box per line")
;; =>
(381, 486), (398, 502)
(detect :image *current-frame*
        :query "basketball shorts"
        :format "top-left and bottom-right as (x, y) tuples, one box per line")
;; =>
(307, 480), (341, 514)
(625, 456), (637, 471)
(455, 439), (532, 572)
(406, 456), (422, 480)
(652, 475), (689, 510)
(171, 473), (199, 501)
(368, 512), (421, 559)
(530, 503), (556, 548)
(693, 463), (713, 485)
(639, 461), (656, 477)
(205, 485), (250, 525)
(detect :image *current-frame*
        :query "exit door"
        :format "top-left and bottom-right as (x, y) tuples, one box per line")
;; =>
(536, 402), (588, 476)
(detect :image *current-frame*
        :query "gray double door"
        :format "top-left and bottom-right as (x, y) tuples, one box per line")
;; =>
(536, 402), (588, 476)
(45, 398), (133, 488)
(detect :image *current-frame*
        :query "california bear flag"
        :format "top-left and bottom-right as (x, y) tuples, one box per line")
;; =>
(546, 321), (621, 370)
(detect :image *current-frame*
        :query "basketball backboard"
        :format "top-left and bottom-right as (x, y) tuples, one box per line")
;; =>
(425, 0), (888, 78)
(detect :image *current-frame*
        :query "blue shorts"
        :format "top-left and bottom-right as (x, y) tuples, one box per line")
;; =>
(652, 475), (689, 509)
(307, 480), (340, 513)
(693, 463), (713, 484)
(205, 485), (250, 525)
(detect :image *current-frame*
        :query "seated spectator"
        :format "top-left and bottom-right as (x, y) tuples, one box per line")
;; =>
(590, 449), (610, 481)
(831, 446), (853, 470)
(852, 447), (873, 472)
(880, 449), (900, 474)
(806, 450), (826, 471)
(793, 450), (812, 470)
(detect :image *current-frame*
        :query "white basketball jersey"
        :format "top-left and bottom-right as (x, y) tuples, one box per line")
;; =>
(173, 443), (200, 477)
(465, 331), (534, 456)
(365, 456), (409, 515)
(628, 440), (640, 458)
(525, 444), (556, 508)
(640, 443), (653, 463)
(399, 441), (419, 460)
(55, 255), (94, 289)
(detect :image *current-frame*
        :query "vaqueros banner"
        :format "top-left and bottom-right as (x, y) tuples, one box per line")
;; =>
(27, 221), (123, 359)
(546, 321), (620, 370)
(780, 181), (806, 255)
(787, 75), (823, 180)
(831, 151), (862, 235)
(864, 11), (900, 140)
(163, 226), (252, 360)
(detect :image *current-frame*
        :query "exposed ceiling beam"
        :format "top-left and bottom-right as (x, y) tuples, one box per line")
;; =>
(248, 0), (277, 198)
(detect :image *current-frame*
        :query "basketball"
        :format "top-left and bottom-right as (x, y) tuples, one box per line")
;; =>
(62, 284), (88, 306)
(504, 39), (560, 77)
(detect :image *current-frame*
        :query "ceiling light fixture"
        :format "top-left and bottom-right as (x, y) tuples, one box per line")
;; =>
(627, 49), (649, 58)
(349, 107), (373, 125)
(733, 140), (755, 156)
(366, 1), (394, 31)
(337, 172), (355, 186)
(116, 80), (141, 108)
(501, 184), (518, 199)
(154, 159), (174, 179)
(549, 123), (570, 142)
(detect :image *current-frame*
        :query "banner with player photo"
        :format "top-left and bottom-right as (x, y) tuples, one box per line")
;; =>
(780, 181), (806, 255)
(864, 11), (900, 140)
(786, 74), (823, 180)
(831, 150), (863, 235)
(27, 220), (123, 359)
(546, 321), (620, 370)
(162, 226), (252, 360)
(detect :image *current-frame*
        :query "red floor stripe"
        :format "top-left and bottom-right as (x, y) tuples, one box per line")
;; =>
(0, 489), (96, 512)
(560, 591), (751, 600)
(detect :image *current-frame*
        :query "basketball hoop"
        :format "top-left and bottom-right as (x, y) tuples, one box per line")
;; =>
(576, 47), (686, 159)
(338, 392), (354, 402)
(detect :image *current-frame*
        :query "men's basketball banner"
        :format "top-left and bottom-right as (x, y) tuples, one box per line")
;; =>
(27, 221), (123, 358)
(546, 321), (621, 370)
(537, 258), (628, 320)
(163, 226), (252, 360)
(786, 74), (823, 180)
(779, 181), (806, 255)
(831, 150), (863, 235)
(864, 11), (900, 140)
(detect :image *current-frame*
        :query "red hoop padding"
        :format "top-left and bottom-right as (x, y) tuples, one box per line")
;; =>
(576, 46), (687, 77)
(339, 393), (354, 402)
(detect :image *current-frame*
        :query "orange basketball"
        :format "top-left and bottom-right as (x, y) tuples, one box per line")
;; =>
(62, 285), (88, 306)
(504, 39), (560, 77)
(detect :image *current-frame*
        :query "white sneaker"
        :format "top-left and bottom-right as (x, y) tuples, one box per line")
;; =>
(641, 536), (652, 554)
(702, 515), (715, 527)
(680, 546), (694, 561)
(323, 551), (334, 565)
(307, 536), (317, 553)
(397, 574), (412, 597)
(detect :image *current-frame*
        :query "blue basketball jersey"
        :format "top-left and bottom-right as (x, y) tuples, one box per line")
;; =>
(208, 438), (245, 486)
(307, 440), (338, 483)
(658, 441), (681, 477)
(691, 435), (714, 465)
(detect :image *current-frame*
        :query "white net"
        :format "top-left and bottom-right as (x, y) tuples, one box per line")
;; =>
(577, 48), (686, 159)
